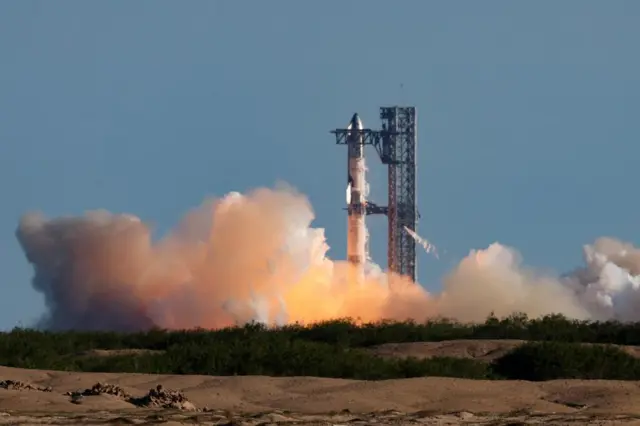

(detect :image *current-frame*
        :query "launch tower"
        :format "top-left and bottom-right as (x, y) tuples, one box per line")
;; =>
(331, 106), (418, 282)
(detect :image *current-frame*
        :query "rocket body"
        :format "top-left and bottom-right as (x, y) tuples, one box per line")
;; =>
(346, 113), (367, 272)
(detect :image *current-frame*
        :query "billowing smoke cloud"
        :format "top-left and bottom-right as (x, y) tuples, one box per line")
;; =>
(15, 185), (640, 331)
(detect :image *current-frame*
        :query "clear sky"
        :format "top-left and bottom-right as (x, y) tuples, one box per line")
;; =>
(0, 1), (639, 329)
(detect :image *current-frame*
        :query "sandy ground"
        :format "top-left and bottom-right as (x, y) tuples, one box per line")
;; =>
(2, 341), (640, 425)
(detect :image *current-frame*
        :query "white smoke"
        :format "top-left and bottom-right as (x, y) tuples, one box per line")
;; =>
(562, 238), (640, 321)
(15, 186), (640, 330)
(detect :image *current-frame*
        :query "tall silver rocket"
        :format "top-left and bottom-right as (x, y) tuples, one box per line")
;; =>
(345, 113), (368, 272)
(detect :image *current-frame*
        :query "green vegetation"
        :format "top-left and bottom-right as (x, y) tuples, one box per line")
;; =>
(493, 341), (640, 381)
(3, 313), (640, 381)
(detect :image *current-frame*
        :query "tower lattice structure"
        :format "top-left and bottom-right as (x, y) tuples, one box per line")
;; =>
(331, 106), (418, 282)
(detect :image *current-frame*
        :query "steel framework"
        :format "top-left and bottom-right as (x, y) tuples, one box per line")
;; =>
(331, 106), (418, 282)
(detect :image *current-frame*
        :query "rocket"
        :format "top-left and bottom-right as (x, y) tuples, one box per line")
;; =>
(345, 113), (367, 272)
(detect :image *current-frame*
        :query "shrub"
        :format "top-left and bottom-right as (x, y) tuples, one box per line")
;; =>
(4, 314), (640, 381)
(492, 341), (640, 381)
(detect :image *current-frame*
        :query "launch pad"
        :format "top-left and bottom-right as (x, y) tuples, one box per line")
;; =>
(331, 106), (418, 282)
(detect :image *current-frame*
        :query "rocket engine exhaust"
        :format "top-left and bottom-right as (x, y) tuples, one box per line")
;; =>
(346, 113), (367, 281)
(15, 185), (640, 331)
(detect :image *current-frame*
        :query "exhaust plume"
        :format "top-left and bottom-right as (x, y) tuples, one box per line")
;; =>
(404, 226), (439, 259)
(15, 185), (640, 331)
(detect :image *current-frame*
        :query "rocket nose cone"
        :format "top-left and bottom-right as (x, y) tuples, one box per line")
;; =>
(350, 113), (363, 129)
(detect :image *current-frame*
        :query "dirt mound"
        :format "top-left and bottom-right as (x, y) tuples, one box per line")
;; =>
(130, 384), (196, 411)
(0, 379), (52, 392)
(367, 339), (640, 362)
(367, 339), (525, 362)
(79, 349), (165, 357)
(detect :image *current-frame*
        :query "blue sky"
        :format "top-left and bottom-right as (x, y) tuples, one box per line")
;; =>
(0, 1), (639, 329)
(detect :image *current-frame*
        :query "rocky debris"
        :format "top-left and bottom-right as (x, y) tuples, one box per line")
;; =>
(65, 383), (197, 411)
(129, 384), (196, 411)
(65, 382), (131, 400)
(455, 411), (475, 420)
(69, 393), (84, 405)
(0, 379), (52, 392)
